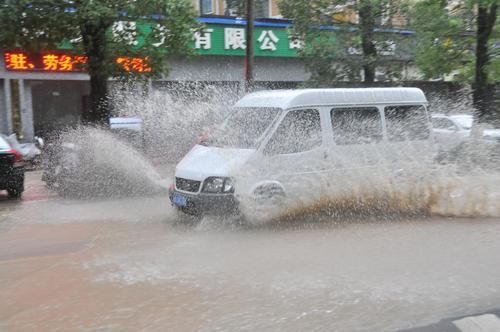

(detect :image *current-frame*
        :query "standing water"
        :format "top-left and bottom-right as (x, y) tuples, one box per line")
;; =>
(2, 86), (500, 332)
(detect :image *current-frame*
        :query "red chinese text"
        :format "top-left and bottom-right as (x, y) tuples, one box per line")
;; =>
(4, 52), (35, 70)
(42, 54), (88, 71)
(116, 56), (152, 73)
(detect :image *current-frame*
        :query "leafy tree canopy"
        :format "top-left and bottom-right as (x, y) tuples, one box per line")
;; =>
(0, 0), (198, 78)
(279, 0), (409, 85)
(411, 0), (499, 84)
(0, 0), (198, 122)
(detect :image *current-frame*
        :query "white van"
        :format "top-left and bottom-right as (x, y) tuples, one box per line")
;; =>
(169, 88), (433, 219)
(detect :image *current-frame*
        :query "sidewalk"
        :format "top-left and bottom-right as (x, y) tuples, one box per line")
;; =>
(23, 171), (57, 202)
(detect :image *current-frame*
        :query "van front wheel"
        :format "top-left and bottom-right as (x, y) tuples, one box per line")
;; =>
(252, 184), (286, 205)
(241, 184), (287, 224)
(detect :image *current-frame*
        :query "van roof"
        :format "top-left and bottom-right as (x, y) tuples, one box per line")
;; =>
(234, 88), (427, 109)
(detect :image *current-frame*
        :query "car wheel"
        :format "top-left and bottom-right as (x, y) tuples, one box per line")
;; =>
(7, 187), (23, 199)
(240, 184), (287, 225)
(253, 184), (286, 205)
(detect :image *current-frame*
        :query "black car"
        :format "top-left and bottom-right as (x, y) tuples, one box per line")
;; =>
(0, 135), (25, 198)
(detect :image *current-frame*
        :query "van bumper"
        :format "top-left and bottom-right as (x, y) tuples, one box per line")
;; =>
(168, 188), (239, 216)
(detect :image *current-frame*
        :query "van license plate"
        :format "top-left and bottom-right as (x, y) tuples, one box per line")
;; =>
(172, 193), (188, 207)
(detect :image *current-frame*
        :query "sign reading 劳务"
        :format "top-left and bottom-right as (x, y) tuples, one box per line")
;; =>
(4, 52), (88, 72)
(3, 52), (151, 73)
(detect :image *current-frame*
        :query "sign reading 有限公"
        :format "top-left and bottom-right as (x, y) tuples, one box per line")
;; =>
(191, 25), (302, 57)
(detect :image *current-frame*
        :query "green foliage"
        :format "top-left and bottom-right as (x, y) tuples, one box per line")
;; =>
(279, 0), (408, 84)
(411, 0), (500, 85)
(410, 0), (473, 80)
(0, 0), (198, 78)
(0, 0), (78, 51)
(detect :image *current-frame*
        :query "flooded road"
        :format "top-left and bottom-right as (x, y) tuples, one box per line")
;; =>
(1, 190), (500, 331)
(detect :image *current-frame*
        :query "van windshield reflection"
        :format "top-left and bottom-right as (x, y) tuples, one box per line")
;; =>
(202, 107), (281, 149)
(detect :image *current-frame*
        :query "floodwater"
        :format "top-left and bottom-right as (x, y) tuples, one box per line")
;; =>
(2, 91), (500, 331)
(1, 193), (500, 331)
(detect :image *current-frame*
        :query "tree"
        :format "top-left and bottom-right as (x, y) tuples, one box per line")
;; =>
(410, 0), (471, 80)
(474, 0), (498, 121)
(0, 0), (197, 123)
(411, 0), (499, 122)
(279, 0), (406, 85)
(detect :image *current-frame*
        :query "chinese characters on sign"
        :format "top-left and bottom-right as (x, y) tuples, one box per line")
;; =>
(189, 24), (405, 58)
(193, 27), (301, 55)
(4, 52), (35, 70)
(4, 52), (152, 73)
(4, 24), (406, 72)
(41, 54), (88, 71)
(193, 29), (214, 49)
(288, 36), (304, 49)
(115, 56), (152, 72)
(224, 28), (246, 50)
(257, 30), (279, 51)
(4, 52), (88, 72)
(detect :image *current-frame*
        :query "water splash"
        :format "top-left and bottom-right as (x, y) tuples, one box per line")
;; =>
(110, 84), (240, 162)
(48, 126), (166, 198)
(48, 84), (500, 222)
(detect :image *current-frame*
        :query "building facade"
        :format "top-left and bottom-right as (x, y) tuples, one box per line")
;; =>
(0, 1), (419, 140)
(194, 0), (282, 18)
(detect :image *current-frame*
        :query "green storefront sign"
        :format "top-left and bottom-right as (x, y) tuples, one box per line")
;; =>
(58, 21), (413, 60)
(189, 23), (413, 60)
(191, 24), (301, 58)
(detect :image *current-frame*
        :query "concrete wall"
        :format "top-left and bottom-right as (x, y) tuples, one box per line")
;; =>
(0, 79), (34, 140)
(166, 56), (309, 82)
(0, 79), (12, 134)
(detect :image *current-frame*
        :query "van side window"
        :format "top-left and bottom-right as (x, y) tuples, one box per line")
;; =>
(265, 109), (322, 154)
(385, 105), (430, 141)
(331, 107), (383, 145)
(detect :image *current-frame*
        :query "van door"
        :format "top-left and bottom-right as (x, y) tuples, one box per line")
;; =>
(259, 108), (327, 198)
(327, 107), (386, 192)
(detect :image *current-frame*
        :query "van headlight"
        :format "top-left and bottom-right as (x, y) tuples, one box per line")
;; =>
(203, 177), (234, 193)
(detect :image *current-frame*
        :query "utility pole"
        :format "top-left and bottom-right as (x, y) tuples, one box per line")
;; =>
(245, 0), (255, 92)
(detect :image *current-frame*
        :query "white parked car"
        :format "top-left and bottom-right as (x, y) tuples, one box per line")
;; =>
(169, 88), (433, 221)
(432, 114), (500, 149)
(431, 114), (473, 150)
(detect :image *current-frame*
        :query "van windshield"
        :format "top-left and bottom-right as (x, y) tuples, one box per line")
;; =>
(203, 107), (281, 149)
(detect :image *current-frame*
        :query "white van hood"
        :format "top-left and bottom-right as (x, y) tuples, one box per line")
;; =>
(175, 144), (255, 181)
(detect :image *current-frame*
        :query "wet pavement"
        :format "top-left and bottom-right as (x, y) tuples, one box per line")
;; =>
(1, 172), (500, 331)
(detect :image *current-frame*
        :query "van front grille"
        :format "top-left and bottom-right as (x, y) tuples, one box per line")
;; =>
(176, 177), (201, 192)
